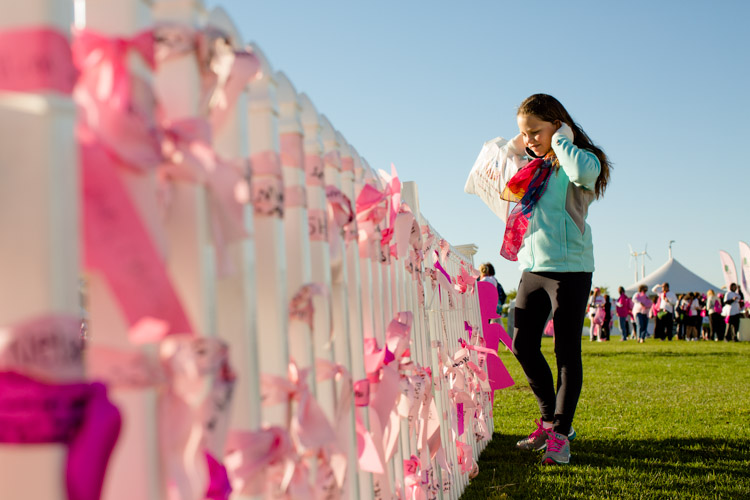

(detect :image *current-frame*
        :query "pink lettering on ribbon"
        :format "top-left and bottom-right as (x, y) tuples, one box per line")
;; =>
(250, 151), (284, 217)
(308, 208), (328, 242)
(304, 154), (325, 187)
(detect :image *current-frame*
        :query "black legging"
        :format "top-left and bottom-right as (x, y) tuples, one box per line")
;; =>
(512, 271), (591, 436)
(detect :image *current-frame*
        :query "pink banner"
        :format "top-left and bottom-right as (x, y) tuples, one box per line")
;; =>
(0, 28), (77, 94)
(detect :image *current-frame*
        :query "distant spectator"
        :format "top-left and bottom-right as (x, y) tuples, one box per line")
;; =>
(588, 287), (605, 341)
(479, 262), (506, 320)
(615, 286), (633, 341)
(724, 283), (742, 342)
(601, 294), (612, 341)
(652, 282), (677, 341)
(632, 285), (653, 343)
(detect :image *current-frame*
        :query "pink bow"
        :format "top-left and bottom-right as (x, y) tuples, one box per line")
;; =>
(72, 28), (155, 110)
(159, 335), (236, 500)
(224, 427), (302, 496)
(261, 362), (337, 453)
(160, 118), (247, 276)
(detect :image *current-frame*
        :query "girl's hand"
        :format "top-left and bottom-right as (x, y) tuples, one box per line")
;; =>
(555, 122), (575, 142)
(508, 133), (525, 155)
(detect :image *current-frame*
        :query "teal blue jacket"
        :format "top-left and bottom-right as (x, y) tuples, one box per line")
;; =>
(516, 132), (601, 273)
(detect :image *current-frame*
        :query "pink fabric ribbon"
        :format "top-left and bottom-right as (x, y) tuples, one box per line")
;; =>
(250, 150), (284, 217)
(261, 362), (337, 453)
(304, 154), (325, 187)
(72, 28), (155, 110)
(0, 28), (77, 94)
(160, 118), (248, 276)
(0, 314), (121, 500)
(74, 28), (193, 339)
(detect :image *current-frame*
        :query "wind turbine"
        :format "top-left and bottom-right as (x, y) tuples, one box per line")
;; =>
(628, 244), (639, 282)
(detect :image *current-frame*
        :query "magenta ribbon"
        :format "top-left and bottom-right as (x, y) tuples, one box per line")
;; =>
(0, 315), (122, 500)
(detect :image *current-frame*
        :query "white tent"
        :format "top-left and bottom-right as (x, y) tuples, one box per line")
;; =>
(624, 257), (722, 295)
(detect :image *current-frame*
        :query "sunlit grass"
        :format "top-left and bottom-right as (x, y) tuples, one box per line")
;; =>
(461, 337), (750, 499)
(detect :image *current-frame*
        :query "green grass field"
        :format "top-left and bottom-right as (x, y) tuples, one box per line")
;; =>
(460, 336), (750, 499)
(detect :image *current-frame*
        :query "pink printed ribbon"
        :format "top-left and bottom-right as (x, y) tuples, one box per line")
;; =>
(0, 28), (77, 94)
(74, 28), (193, 339)
(250, 150), (284, 217)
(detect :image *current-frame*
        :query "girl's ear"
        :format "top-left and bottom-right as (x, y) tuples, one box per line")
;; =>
(553, 119), (562, 129)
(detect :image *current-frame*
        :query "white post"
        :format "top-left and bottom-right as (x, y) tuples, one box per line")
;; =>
(153, 0), (216, 338)
(0, 3), (77, 499)
(337, 136), (370, 499)
(78, 1), (166, 499)
(205, 7), (262, 435)
(245, 43), (289, 428)
(276, 72), (315, 375)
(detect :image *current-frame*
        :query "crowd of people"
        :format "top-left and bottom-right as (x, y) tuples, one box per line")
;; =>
(586, 282), (747, 342)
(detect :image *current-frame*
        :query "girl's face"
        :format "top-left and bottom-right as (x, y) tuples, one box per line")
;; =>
(517, 113), (559, 157)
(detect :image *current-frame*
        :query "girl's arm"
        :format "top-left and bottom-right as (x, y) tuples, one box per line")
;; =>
(550, 132), (601, 190)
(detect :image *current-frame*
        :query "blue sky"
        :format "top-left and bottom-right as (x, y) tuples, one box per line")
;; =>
(207, 0), (749, 293)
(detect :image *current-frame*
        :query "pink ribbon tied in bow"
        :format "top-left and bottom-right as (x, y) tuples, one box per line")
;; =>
(224, 426), (305, 497)
(261, 362), (337, 453)
(72, 28), (155, 110)
(159, 118), (247, 276)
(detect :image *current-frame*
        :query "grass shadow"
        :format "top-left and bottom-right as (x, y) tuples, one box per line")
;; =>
(462, 432), (750, 499)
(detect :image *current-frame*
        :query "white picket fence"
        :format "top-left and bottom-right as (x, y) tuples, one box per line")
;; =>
(0, 1), (503, 499)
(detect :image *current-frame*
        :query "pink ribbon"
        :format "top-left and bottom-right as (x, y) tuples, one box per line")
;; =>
(280, 133), (304, 169)
(326, 185), (354, 229)
(72, 28), (155, 110)
(74, 28), (193, 339)
(261, 362), (337, 453)
(0, 313), (122, 500)
(304, 154), (325, 187)
(224, 426), (303, 497)
(0, 373), (122, 500)
(250, 150), (284, 217)
(0, 28), (77, 94)
(308, 208), (328, 242)
(158, 335), (236, 500)
(80, 139), (194, 338)
(159, 118), (248, 276)
(0, 314), (84, 382)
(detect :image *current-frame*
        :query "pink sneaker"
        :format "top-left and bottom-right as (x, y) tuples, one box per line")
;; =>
(516, 419), (551, 451)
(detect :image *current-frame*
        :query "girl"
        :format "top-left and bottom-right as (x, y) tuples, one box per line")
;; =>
(489, 94), (611, 465)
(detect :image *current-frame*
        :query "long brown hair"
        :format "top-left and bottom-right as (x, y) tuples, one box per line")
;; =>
(518, 94), (611, 198)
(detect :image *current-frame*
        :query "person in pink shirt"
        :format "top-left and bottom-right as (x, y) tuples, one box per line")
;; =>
(615, 286), (633, 341)
(632, 285), (653, 343)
